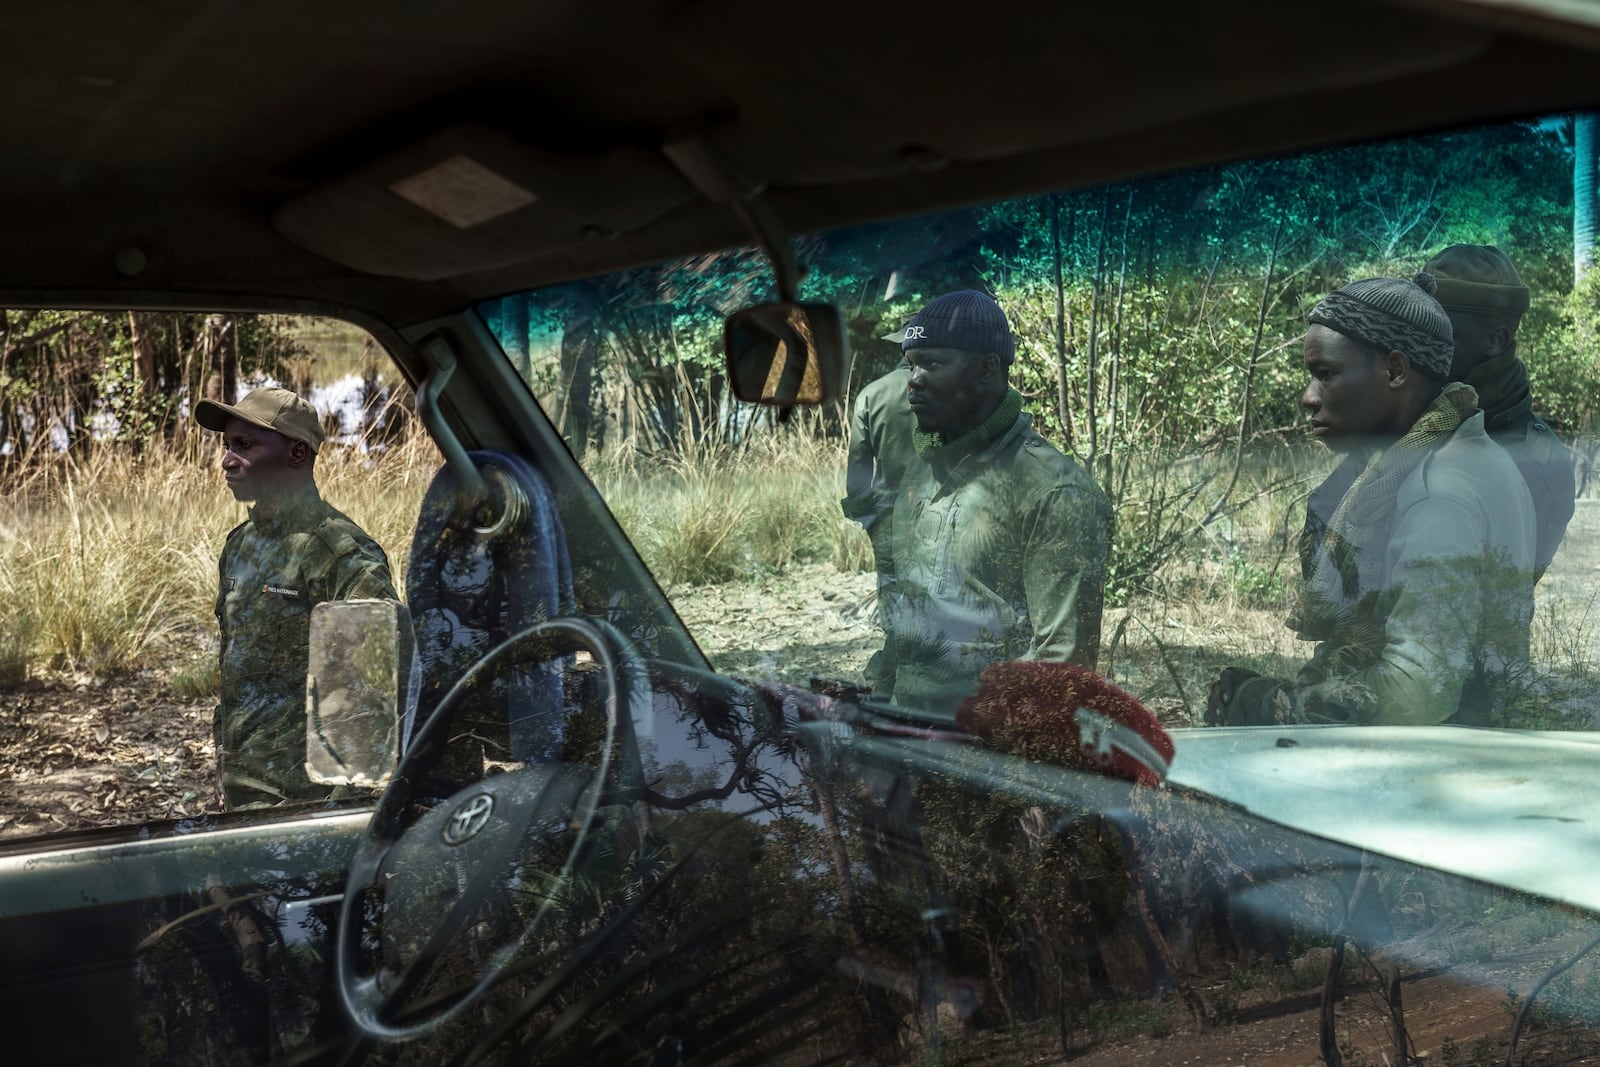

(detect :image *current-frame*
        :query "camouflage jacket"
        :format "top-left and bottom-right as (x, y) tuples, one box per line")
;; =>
(880, 412), (1111, 718)
(215, 486), (397, 807)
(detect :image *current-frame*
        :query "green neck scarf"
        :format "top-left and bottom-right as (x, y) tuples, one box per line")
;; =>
(1463, 352), (1532, 430)
(912, 388), (1023, 467)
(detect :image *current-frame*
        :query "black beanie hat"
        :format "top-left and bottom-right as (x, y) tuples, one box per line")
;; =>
(898, 289), (1016, 365)
(1307, 273), (1455, 379)
(1423, 245), (1531, 316)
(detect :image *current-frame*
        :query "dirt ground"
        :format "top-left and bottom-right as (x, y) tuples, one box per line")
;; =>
(936, 957), (1600, 1066)
(0, 669), (219, 839)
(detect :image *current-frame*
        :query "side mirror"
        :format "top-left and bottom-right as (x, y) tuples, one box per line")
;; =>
(306, 599), (407, 787)
(724, 302), (851, 405)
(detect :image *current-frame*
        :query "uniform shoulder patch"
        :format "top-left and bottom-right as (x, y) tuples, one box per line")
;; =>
(313, 516), (366, 559)
(314, 513), (390, 571)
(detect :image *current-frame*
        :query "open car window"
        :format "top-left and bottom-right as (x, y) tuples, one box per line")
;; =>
(0, 312), (420, 836)
(482, 112), (1597, 735)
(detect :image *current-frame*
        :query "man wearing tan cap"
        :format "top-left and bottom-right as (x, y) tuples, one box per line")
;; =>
(194, 386), (397, 808)
(1424, 244), (1575, 581)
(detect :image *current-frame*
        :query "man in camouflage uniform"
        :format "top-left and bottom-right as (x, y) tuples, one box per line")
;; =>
(877, 290), (1112, 716)
(843, 362), (919, 572)
(1424, 245), (1574, 582)
(195, 387), (398, 808)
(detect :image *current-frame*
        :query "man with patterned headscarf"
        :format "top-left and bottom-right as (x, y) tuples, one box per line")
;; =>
(1425, 245), (1574, 581)
(1208, 273), (1535, 727)
(877, 289), (1111, 716)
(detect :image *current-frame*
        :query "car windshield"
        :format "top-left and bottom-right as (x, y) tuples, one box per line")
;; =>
(6, 105), (1600, 1067)
(481, 113), (1597, 738)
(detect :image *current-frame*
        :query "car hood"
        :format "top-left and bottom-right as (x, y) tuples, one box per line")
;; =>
(1167, 724), (1600, 912)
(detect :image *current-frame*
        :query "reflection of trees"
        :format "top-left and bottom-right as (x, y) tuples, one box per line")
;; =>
(484, 252), (771, 459)
(639, 671), (801, 815)
(111, 663), (1600, 1063)
(131, 822), (361, 1064)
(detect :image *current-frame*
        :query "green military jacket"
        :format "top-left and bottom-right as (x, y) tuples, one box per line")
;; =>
(880, 411), (1111, 717)
(215, 486), (397, 807)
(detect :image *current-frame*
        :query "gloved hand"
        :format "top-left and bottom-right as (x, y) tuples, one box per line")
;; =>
(1206, 667), (1293, 726)
(1205, 667), (1256, 725)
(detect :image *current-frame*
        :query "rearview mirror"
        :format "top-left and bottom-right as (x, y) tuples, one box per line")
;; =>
(306, 599), (406, 787)
(724, 302), (850, 405)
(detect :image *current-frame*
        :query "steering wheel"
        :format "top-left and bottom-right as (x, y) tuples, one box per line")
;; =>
(335, 616), (640, 1041)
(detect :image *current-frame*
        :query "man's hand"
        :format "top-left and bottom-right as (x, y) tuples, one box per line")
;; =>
(1206, 666), (1262, 726)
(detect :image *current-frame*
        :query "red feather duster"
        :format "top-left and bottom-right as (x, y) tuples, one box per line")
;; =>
(954, 661), (1174, 787)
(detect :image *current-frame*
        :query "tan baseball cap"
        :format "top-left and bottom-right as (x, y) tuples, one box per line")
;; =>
(194, 386), (325, 453)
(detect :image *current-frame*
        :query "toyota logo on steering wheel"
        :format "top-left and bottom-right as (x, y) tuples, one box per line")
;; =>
(441, 793), (495, 846)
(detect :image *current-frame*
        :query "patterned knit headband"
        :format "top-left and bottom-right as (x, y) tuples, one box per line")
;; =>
(1307, 273), (1455, 378)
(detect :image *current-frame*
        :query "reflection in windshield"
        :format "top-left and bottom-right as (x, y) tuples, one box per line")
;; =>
(462, 114), (1600, 1063)
(1208, 273), (1540, 727)
(484, 115), (1594, 734)
(864, 290), (1112, 718)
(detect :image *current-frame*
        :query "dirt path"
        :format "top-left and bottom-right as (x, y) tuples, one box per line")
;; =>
(930, 943), (1600, 1067)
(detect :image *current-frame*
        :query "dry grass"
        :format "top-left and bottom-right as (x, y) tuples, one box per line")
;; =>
(590, 431), (873, 586)
(0, 430), (436, 678)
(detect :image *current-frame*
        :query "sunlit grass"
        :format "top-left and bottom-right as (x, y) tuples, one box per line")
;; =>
(590, 431), (871, 586)
(3, 418), (1596, 735)
(0, 430), (435, 675)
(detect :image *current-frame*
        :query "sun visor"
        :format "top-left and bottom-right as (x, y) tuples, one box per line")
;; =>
(274, 126), (697, 280)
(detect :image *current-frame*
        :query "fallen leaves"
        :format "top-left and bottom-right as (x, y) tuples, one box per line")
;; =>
(0, 670), (219, 840)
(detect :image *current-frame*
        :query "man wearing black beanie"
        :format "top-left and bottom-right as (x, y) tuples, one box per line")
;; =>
(874, 290), (1111, 716)
(1209, 274), (1536, 727)
(1425, 244), (1574, 582)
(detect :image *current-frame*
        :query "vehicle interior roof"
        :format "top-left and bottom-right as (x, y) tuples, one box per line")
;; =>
(7, 0), (1600, 327)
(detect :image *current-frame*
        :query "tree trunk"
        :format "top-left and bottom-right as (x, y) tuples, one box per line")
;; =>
(1105, 189), (1135, 487)
(558, 318), (597, 458)
(202, 315), (238, 405)
(1320, 935), (1347, 1067)
(1385, 960), (1410, 1066)
(1576, 112), (1597, 285)
(500, 295), (531, 381)
(1085, 188), (1111, 466)
(1050, 194), (1077, 449)
(126, 312), (158, 397)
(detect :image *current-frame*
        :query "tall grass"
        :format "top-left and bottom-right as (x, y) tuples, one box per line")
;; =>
(0, 430), (436, 678)
(590, 432), (872, 586)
